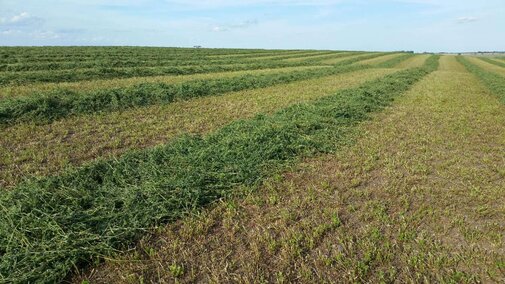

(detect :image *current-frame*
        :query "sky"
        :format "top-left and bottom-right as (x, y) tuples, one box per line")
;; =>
(0, 0), (503, 52)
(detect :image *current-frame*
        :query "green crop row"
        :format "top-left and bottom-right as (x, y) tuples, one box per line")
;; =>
(0, 53), (386, 125)
(0, 46), (274, 58)
(0, 64), (365, 126)
(0, 55), (439, 284)
(478, 57), (505, 68)
(375, 53), (416, 68)
(0, 68), (397, 189)
(0, 55), (340, 86)
(458, 56), (505, 103)
(0, 57), (289, 72)
(0, 52), (251, 64)
(206, 50), (328, 59)
(0, 62), (308, 86)
(284, 51), (364, 62)
(0, 60), (233, 72)
(0, 51), (382, 86)
(0, 58), (275, 72)
(335, 52), (390, 65)
(0, 51), (333, 72)
(0, 47), (298, 64)
(247, 50), (344, 62)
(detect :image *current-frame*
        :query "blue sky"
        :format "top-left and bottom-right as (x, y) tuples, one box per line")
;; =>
(0, 0), (503, 52)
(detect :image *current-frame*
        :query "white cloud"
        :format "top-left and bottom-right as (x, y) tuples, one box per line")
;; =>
(9, 12), (31, 23)
(0, 28), (61, 39)
(0, 12), (60, 40)
(1, 29), (15, 35)
(1, 12), (28, 24)
(211, 19), (259, 32)
(0, 12), (44, 27)
(457, 16), (478, 23)
(32, 30), (60, 39)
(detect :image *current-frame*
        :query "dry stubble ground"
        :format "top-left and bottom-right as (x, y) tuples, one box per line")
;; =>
(79, 56), (505, 283)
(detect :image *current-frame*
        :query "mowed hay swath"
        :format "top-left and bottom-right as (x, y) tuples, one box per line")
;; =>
(0, 47), (439, 283)
(3, 47), (504, 284)
(0, 51), (401, 127)
(0, 68), (397, 188)
(394, 54), (430, 69)
(458, 56), (505, 102)
(0, 64), (365, 126)
(464, 56), (505, 77)
(0, 50), (347, 86)
(0, 66), (330, 99)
